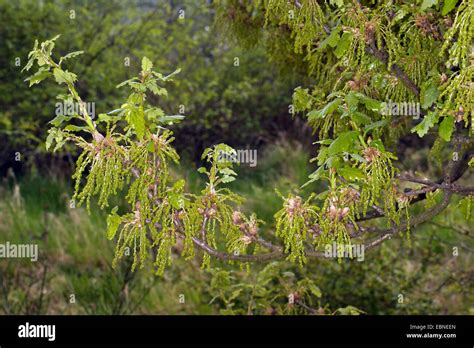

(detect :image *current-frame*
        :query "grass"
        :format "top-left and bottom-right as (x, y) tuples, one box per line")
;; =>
(0, 172), (214, 314)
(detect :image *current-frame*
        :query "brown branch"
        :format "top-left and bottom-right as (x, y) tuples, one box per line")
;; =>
(295, 299), (319, 314)
(190, 235), (285, 262)
(124, 124), (470, 264)
(200, 215), (208, 242)
(365, 44), (420, 97)
(170, 216), (324, 263)
(133, 166), (454, 264)
(365, 191), (453, 251)
(398, 175), (474, 196)
(183, 188), (454, 261)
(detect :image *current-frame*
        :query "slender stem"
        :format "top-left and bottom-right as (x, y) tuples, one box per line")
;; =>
(41, 49), (96, 132)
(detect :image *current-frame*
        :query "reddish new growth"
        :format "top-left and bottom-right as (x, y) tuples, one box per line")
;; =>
(327, 188), (358, 221)
(198, 193), (218, 218)
(89, 132), (116, 156)
(328, 196), (350, 221)
(363, 146), (380, 163)
(396, 192), (411, 207)
(133, 201), (142, 228)
(286, 196), (303, 218)
(415, 14), (442, 40)
(232, 211), (258, 244)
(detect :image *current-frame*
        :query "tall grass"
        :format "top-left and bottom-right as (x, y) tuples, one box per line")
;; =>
(0, 174), (214, 314)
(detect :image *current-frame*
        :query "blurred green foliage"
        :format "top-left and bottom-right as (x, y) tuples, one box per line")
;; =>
(0, 0), (302, 174)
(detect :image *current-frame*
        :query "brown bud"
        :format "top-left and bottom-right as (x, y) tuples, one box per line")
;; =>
(207, 208), (217, 217)
(396, 193), (410, 207)
(240, 235), (252, 245)
(248, 222), (258, 236)
(440, 73), (448, 84)
(232, 211), (243, 225)
(363, 146), (380, 163)
(340, 207), (350, 218)
(343, 187), (358, 203)
(328, 205), (339, 220)
(328, 205), (349, 220)
(287, 196), (302, 217)
(348, 80), (358, 91)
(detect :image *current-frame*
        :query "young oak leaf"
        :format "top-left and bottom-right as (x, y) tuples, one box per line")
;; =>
(438, 116), (455, 141)
(411, 111), (438, 137)
(142, 56), (153, 72)
(106, 207), (122, 240)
